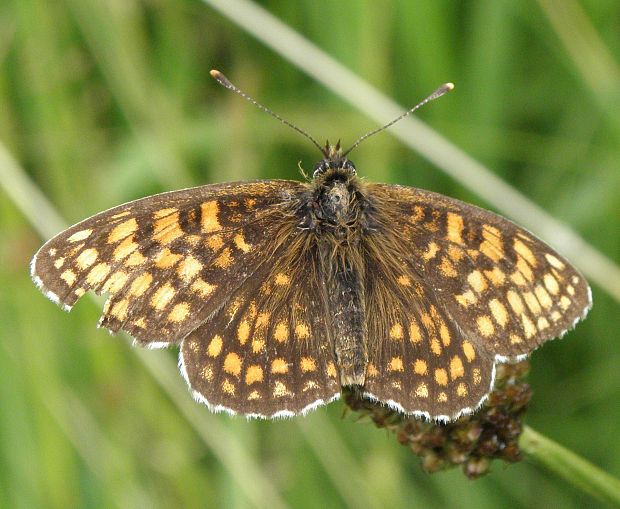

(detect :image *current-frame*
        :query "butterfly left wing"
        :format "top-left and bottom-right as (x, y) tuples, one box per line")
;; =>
(30, 180), (306, 346)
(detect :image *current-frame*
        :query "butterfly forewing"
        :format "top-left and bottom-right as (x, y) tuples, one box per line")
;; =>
(368, 184), (591, 359)
(31, 180), (306, 346)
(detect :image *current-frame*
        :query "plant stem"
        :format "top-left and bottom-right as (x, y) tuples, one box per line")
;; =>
(520, 425), (620, 506)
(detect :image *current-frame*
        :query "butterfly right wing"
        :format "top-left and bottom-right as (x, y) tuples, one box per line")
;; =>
(360, 182), (590, 420)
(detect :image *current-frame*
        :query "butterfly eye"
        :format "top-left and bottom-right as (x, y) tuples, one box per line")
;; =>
(312, 159), (357, 179)
(313, 160), (329, 178)
(343, 159), (357, 174)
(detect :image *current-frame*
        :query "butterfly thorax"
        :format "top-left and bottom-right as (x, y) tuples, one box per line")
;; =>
(308, 142), (363, 231)
(313, 171), (361, 228)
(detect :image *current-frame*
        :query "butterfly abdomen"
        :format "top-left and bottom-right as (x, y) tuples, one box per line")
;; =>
(307, 171), (371, 387)
(326, 263), (367, 387)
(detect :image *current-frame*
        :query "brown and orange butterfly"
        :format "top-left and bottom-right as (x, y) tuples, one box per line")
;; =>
(30, 71), (591, 421)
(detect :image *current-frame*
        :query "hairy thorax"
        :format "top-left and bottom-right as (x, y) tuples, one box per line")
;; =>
(311, 170), (368, 236)
(303, 169), (371, 386)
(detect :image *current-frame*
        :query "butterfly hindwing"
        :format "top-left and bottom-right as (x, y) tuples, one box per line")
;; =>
(180, 245), (340, 417)
(362, 234), (495, 419)
(30, 180), (306, 346)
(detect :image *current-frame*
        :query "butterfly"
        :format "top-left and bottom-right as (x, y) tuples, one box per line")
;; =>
(30, 71), (591, 421)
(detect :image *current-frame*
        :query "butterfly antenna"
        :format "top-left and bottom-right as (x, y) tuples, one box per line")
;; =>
(342, 82), (454, 157)
(210, 70), (326, 156)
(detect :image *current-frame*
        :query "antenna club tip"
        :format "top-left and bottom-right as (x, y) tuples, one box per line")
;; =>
(210, 69), (221, 78)
(210, 69), (231, 87)
(445, 82), (455, 91)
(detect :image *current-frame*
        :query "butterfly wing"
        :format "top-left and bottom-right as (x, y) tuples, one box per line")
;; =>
(361, 183), (591, 420)
(180, 246), (340, 417)
(362, 265), (495, 420)
(30, 180), (306, 347)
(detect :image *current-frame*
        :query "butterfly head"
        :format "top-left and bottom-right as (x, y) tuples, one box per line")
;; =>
(312, 141), (357, 179)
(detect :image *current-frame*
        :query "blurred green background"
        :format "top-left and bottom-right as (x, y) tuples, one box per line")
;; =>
(1, 0), (619, 508)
